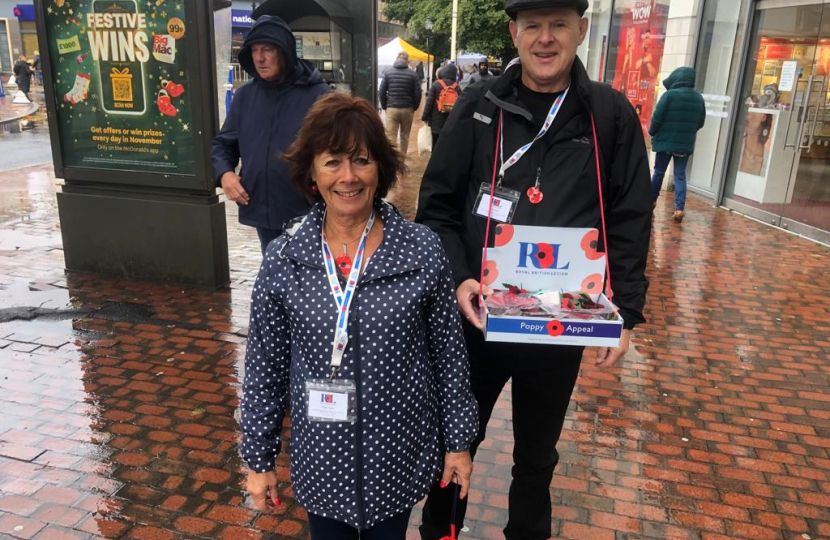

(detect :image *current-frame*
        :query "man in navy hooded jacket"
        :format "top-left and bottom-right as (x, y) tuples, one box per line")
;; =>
(212, 16), (330, 254)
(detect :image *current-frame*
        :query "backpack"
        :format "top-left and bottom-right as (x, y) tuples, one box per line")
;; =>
(437, 80), (459, 114)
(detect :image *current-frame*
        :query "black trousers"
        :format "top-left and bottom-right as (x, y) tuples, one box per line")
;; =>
(420, 322), (583, 540)
(308, 508), (412, 540)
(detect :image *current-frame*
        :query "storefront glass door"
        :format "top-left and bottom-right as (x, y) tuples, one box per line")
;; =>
(724, 1), (830, 242)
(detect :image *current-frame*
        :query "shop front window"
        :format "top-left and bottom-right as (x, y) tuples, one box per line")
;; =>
(578, 0), (613, 81)
(605, 0), (674, 141)
(724, 2), (830, 239)
(0, 19), (11, 72)
(687, 0), (745, 192)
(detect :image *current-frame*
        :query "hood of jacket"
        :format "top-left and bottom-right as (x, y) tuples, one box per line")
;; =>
(393, 59), (410, 70)
(663, 67), (696, 90)
(239, 15), (324, 87)
(438, 65), (458, 82)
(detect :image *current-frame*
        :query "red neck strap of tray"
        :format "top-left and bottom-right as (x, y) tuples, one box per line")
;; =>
(479, 110), (614, 300)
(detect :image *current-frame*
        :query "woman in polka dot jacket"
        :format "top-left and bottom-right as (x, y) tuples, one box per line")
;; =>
(240, 92), (479, 539)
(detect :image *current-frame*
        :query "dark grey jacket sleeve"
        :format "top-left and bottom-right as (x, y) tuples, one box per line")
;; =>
(211, 87), (243, 186)
(413, 76), (423, 110)
(415, 84), (484, 286)
(379, 73), (389, 110)
(422, 83), (438, 123)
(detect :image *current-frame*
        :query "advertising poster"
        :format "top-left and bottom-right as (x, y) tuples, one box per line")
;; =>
(295, 32), (332, 61)
(738, 110), (774, 177)
(44, 0), (195, 174)
(610, 0), (669, 134)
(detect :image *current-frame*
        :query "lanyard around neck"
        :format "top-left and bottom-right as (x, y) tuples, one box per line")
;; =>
(321, 209), (376, 377)
(498, 85), (569, 183)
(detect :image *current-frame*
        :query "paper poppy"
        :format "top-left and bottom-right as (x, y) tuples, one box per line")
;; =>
(580, 229), (604, 261)
(527, 186), (543, 204)
(546, 320), (565, 337)
(494, 224), (514, 247)
(581, 273), (603, 294)
(533, 243), (556, 269)
(481, 260), (499, 286)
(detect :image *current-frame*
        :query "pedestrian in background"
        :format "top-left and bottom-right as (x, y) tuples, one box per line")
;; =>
(649, 66), (706, 223)
(421, 64), (459, 149)
(242, 92), (477, 540)
(379, 51), (422, 156)
(416, 60), (425, 83)
(467, 60), (494, 86)
(13, 56), (32, 98)
(32, 51), (42, 86)
(211, 16), (330, 254)
(415, 0), (652, 537)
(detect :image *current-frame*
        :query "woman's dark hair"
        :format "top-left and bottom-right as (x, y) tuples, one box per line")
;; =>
(283, 92), (406, 200)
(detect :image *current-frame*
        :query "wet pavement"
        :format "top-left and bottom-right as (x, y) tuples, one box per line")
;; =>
(0, 142), (828, 540)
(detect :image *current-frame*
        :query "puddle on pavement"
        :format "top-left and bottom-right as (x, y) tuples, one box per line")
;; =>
(0, 228), (62, 251)
(0, 281), (72, 311)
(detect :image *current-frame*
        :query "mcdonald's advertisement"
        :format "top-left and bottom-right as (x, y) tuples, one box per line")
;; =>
(45, 0), (194, 174)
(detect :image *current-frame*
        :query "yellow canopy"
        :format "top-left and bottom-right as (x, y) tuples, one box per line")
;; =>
(378, 37), (434, 65)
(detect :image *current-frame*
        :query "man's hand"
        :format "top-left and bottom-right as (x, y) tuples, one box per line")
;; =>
(594, 329), (631, 369)
(457, 279), (492, 330)
(247, 469), (281, 511)
(220, 171), (249, 205)
(440, 451), (473, 499)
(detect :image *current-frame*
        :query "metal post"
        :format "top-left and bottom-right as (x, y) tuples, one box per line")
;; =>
(425, 18), (434, 88)
(450, 0), (459, 61)
(427, 35), (431, 87)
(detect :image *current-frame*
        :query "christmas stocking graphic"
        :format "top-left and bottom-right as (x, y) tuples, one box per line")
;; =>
(161, 78), (185, 98)
(64, 72), (91, 105)
(157, 89), (177, 117)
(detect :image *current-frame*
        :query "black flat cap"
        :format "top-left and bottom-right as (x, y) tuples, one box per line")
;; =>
(505, 0), (589, 18)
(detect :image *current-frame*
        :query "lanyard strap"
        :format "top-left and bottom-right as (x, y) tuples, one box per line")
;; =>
(498, 86), (569, 181)
(321, 210), (375, 375)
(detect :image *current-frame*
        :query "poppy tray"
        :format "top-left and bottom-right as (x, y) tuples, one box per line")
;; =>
(478, 224), (623, 347)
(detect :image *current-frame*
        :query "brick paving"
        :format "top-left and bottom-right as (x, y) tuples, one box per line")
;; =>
(0, 134), (828, 540)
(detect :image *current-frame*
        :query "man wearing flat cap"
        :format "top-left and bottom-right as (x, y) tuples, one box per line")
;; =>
(416, 0), (651, 538)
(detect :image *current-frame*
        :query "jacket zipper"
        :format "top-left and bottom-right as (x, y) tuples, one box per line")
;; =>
(353, 292), (365, 528)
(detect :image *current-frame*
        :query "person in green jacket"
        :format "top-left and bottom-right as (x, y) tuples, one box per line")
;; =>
(649, 66), (706, 222)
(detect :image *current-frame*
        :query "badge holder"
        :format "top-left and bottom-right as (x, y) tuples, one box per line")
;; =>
(305, 378), (357, 423)
(473, 182), (520, 224)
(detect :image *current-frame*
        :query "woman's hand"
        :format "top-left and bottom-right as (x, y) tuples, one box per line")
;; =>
(441, 451), (473, 499)
(247, 469), (281, 511)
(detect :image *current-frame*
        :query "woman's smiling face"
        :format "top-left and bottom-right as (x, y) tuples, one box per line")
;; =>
(311, 147), (379, 219)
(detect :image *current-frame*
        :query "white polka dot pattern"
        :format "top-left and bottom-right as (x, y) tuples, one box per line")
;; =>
(240, 201), (478, 530)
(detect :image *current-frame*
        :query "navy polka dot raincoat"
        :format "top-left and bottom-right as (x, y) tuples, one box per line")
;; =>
(240, 200), (479, 529)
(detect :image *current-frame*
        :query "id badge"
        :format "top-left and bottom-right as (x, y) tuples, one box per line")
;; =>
(305, 379), (357, 423)
(473, 183), (520, 223)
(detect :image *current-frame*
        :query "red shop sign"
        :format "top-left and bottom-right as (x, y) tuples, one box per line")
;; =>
(764, 44), (794, 60)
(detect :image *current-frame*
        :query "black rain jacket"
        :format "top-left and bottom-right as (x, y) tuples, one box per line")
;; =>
(379, 59), (421, 110)
(422, 65), (459, 135)
(415, 57), (651, 328)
